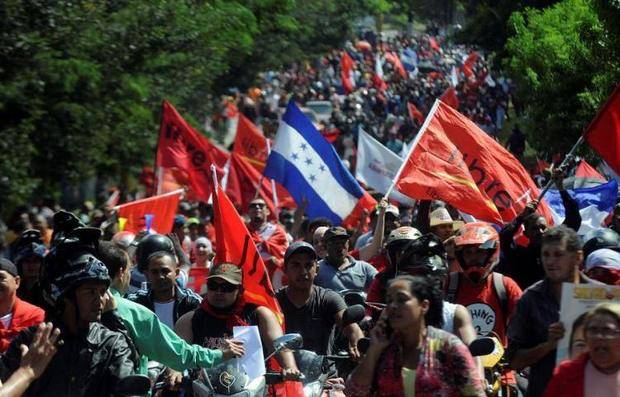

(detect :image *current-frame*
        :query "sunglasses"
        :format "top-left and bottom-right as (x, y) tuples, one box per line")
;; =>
(249, 203), (266, 209)
(207, 280), (239, 293)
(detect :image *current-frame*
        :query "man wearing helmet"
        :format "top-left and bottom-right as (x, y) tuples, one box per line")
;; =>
(12, 229), (47, 308)
(447, 222), (522, 390)
(0, 211), (137, 396)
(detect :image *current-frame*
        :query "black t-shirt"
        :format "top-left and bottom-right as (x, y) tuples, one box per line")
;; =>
(276, 285), (347, 354)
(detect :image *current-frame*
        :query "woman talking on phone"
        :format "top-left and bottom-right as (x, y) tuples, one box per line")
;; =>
(346, 275), (485, 397)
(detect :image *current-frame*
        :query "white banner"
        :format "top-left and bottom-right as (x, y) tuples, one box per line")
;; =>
(356, 129), (415, 205)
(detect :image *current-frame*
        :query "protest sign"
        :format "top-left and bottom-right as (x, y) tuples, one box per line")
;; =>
(556, 282), (620, 363)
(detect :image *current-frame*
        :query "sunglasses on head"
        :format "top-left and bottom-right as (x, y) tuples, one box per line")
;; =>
(207, 280), (239, 293)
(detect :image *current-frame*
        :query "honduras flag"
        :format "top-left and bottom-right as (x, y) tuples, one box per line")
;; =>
(401, 48), (418, 72)
(264, 101), (377, 226)
(546, 179), (618, 235)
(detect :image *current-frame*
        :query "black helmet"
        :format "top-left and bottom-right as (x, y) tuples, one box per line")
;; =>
(135, 234), (175, 272)
(40, 211), (109, 311)
(397, 233), (448, 279)
(13, 229), (47, 267)
(583, 228), (620, 258)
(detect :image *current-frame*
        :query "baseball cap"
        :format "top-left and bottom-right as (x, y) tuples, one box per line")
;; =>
(323, 226), (349, 242)
(207, 263), (242, 285)
(0, 258), (19, 277)
(284, 241), (317, 262)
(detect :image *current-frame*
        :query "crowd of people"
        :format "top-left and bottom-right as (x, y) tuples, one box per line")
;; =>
(0, 29), (619, 397)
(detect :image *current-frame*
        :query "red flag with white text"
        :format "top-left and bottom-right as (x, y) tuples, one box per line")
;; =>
(433, 100), (554, 224)
(396, 103), (503, 224)
(156, 100), (229, 202)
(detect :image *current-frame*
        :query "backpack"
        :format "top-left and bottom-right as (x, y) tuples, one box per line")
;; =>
(445, 272), (508, 317)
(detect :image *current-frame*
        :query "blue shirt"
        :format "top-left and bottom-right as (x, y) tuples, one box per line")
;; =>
(315, 256), (378, 292)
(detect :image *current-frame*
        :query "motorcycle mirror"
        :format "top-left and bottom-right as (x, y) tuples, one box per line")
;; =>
(273, 333), (303, 353)
(468, 337), (496, 357)
(344, 292), (366, 307)
(115, 375), (151, 396)
(357, 337), (371, 355)
(342, 304), (366, 326)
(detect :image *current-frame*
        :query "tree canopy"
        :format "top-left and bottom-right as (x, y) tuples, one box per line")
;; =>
(0, 0), (379, 216)
(504, 0), (620, 156)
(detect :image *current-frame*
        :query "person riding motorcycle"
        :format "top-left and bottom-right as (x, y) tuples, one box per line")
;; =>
(448, 222), (523, 393)
(365, 226), (421, 309)
(0, 211), (137, 397)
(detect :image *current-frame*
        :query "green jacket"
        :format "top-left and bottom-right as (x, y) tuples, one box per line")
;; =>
(110, 288), (223, 375)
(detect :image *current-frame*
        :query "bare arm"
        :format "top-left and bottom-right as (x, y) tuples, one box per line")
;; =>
(174, 311), (194, 343)
(255, 307), (299, 375)
(334, 309), (364, 359)
(290, 198), (307, 240)
(0, 323), (60, 397)
(453, 305), (483, 377)
(358, 199), (387, 262)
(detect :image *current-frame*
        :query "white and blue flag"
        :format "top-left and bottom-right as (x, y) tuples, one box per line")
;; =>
(401, 48), (418, 71)
(546, 179), (618, 235)
(264, 101), (375, 226)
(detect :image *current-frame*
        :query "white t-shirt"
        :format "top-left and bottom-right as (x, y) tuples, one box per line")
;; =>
(153, 301), (175, 329)
(0, 313), (12, 329)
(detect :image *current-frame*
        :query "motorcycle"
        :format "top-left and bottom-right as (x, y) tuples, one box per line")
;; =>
(468, 336), (519, 397)
(190, 333), (304, 397)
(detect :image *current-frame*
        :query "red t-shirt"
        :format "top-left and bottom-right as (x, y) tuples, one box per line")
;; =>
(452, 272), (522, 346)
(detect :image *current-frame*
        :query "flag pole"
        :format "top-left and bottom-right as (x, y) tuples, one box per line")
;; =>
(383, 99), (441, 200)
(536, 133), (586, 202)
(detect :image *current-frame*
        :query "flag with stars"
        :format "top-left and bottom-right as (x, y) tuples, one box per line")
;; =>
(264, 101), (377, 227)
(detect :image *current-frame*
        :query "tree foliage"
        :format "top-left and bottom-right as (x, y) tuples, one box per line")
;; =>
(0, 0), (382, 216)
(504, 0), (619, 156)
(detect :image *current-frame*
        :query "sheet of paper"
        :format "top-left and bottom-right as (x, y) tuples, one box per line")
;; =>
(233, 326), (266, 382)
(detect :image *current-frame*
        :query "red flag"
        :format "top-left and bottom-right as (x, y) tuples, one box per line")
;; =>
(211, 176), (284, 325)
(233, 114), (269, 172)
(585, 85), (620, 174)
(407, 102), (425, 124)
(117, 190), (182, 234)
(396, 103), (503, 224)
(464, 51), (479, 68)
(340, 52), (355, 94)
(384, 51), (406, 79)
(434, 100), (554, 224)
(575, 160), (605, 181)
(225, 153), (295, 219)
(156, 100), (229, 202)
(440, 87), (460, 110)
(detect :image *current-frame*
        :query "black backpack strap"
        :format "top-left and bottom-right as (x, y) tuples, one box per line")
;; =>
(492, 272), (509, 316)
(446, 272), (460, 303)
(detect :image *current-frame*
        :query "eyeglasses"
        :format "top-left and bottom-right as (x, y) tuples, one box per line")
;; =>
(249, 203), (266, 209)
(207, 280), (239, 293)
(585, 326), (620, 339)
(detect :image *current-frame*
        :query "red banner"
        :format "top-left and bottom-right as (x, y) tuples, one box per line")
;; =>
(233, 114), (269, 172)
(341, 52), (355, 94)
(440, 87), (459, 110)
(117, 190), (182, 234)
(396, 103), (503, 224)
(585, 85), (620, 174)
(434, 100), (554, 224)
(211, 179), (284, 325)
(156, 100), (229, 202)
(407, 102), (425, 124)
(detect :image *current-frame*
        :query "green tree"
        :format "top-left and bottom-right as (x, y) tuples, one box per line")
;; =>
(504, 0), (619, 156)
